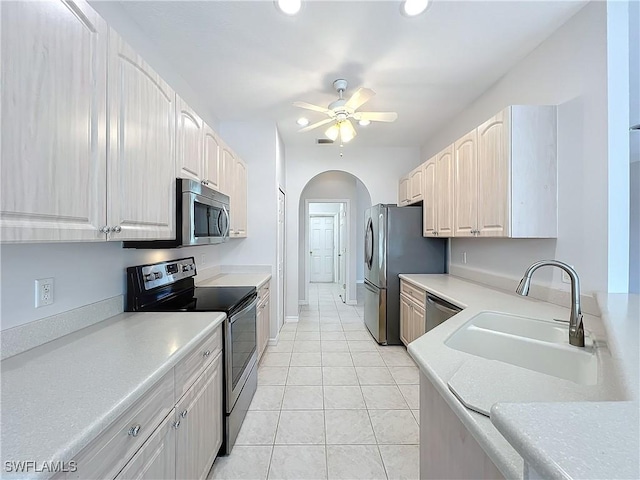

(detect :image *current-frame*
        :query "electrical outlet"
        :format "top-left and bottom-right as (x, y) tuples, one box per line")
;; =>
(200, 253), (206, 266)
(561, 268), (573, 284)
(462, 252), (467, 264)
(35, 278), (54, 308)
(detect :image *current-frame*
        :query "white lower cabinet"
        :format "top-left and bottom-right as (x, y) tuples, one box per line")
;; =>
(62, 325), (223, 480)
(175, 354), (223, 480)
(115, 412), (176, 480)
(257, 282), (271, 360)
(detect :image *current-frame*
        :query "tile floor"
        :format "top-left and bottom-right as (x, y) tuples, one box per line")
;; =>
(210, 283), (420, 480)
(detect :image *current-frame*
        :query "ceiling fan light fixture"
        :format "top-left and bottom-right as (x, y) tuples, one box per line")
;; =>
(275, 0), (301, 15)
(401, 0), (430, 17)
(339, 120), (356, 143)
(296, 117), (309, 126)
(325, 123), (340, 141)
(358, 119), (371, 126)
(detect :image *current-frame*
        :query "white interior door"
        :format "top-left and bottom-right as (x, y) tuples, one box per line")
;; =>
(310, 215), (335, 283)
(277, 189), (285, 332)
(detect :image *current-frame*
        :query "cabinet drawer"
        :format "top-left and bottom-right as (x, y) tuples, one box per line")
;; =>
(68, 371), (174, 480)
(400, 281), (426, 305)
(258, 282), (270, 303)
(175, 325), (222, 399)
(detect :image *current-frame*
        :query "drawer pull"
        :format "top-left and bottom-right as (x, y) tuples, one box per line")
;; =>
(128, 424), (141, 437)
(180, 409), (188, 418)
(173, 420), (181, 429)
(203, 350), (211, 358)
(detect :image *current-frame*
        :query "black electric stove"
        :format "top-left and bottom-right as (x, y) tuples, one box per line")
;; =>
(125, 257), (258, 456)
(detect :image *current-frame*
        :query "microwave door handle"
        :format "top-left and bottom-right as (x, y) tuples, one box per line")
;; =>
(223, 206), (230, 239)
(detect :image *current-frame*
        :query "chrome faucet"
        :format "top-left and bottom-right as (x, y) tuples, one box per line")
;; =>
(516, 260), (585, 347)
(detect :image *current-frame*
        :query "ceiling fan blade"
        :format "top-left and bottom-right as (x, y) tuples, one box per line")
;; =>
(353, 111), (398, 122)
(298, 117), (334, 133)
(293, 101), (330, 114)
(344, 88), (375, 110)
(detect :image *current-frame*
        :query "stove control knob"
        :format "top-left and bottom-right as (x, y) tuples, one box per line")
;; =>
(154, 272), (163, 279)
(144, 274), (153, 282)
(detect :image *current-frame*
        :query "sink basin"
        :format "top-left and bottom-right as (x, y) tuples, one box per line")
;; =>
(445, 312), (598, 385)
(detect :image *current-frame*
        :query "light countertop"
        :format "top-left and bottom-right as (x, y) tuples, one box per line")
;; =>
(1, 311), (226, 480)
(197, 272), (271, 289)
(402, 274), (633, 479)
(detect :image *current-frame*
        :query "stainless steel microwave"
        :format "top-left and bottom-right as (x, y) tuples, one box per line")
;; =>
(124, 178), (230, 249)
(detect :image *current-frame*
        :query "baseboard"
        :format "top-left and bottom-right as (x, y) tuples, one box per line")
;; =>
(346, 300), (358, 306)
(1, 295), (124, 360)
(356, 280), (364, 284)
(285, 316), (299, 323)
(448, 264), (599, 316)
(268, 331), (279, 346)
(298, 300), (308, 306)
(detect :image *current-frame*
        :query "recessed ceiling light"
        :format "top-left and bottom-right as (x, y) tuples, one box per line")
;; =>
(358, 119), (371, 126)
(297, 117), (309, 127)
(401, 0), (430, 17)
(276, 0), (301, 16)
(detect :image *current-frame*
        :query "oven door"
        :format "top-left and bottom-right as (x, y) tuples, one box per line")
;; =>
(183, 191), (230, 246)
(225, 295), (258, 412)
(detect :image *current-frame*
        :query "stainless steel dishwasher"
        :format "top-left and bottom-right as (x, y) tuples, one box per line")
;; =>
(425, 294), (461, 331)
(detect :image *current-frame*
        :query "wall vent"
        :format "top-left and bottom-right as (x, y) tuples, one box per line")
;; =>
(316, 138), (334, 144)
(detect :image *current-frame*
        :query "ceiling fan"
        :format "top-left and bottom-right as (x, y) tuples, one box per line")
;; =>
(294, 79), (398, 143)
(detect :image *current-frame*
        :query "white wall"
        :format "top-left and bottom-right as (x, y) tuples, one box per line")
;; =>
(0, 242), (222, 330)
(422, 2), (617, 295)
(284, 146), (418, 316)
(276, 128), (286, 190)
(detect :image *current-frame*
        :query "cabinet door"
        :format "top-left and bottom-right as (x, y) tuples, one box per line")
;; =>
(175, 354), (223, 480)
(115, 412), (176, 480)
(477, 109), (510, 237)
(220, 147), (235, 197)
(398, 177), (410, 206)
(107, 30), (176, 241)
(400, 295), (412, 346)
(176, 96), (204, 182)
(412, 305), (426, 343)
(423, 158), (437, 237)
(256, 303), (265, 360)
(410, 167), (424, 203)
(453, 132), (478, 237)
(0, 0), (107, 242)
(203, 125), (221, 190)
(232, 158), (248, 237)
(435, 146), (455, 237)
(262, 297), (271, 355)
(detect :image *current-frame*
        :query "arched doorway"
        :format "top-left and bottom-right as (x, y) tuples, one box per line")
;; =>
(298, 171), (372, 307)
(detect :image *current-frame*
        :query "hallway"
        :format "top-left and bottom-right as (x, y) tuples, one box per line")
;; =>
(210, 283), (420, 480)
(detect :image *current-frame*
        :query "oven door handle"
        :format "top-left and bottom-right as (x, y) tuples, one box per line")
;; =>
(229, 297), (258, 324)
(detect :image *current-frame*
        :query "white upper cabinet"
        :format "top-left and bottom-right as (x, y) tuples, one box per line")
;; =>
(231, 157), (248, 238)
(203, 125), (221, 190)
(107, 29), (176, 241)
(0, 0), (108, 242)
(423, 158), (437, 237)
(176, 96), (204, 182)
(410, 166), (424, 203)
(220, 146), (235, 197)
(398, 165), (424, 206)
(436, 145), (455, 237)
(453, 130), (478, 237)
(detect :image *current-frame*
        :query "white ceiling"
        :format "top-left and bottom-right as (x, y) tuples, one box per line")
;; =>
(115, 0), (586, 147)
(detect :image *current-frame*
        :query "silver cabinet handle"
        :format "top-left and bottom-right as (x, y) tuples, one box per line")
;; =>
(128, 424), (141, 437)
(173, 420), (181, 429)
(100, 226), (111, 234)
(113, 225), (122, 233)
(181, 409), (188, 418)
(203, 350), (211, 358)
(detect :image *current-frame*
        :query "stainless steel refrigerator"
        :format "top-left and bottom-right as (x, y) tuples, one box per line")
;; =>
(363, 204), (447, 345)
